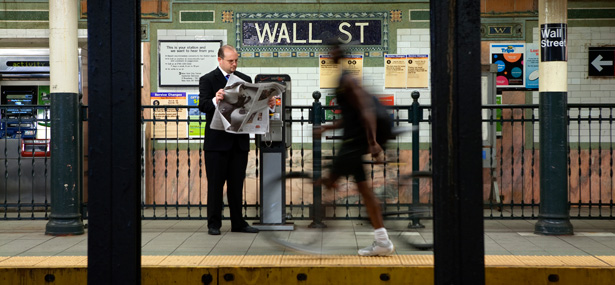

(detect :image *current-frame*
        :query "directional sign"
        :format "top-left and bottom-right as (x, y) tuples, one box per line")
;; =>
(588, 47), (615, 77)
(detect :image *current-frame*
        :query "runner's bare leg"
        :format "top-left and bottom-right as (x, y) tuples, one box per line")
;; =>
(356, 180), (384, 229)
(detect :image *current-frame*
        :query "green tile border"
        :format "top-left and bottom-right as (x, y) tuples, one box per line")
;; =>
(179, 10), (215, 23)
(569, 8), (615, 20)
(0, 10), (48, 22)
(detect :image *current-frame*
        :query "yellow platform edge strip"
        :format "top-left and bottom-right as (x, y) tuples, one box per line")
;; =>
(0, 255), (614, 268)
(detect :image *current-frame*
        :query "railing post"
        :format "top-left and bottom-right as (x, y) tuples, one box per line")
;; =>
(409, 91), (424, 228)
(309, 91), (326, 228)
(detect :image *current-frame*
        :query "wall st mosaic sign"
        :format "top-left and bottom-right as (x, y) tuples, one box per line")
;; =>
(235, 12), (389, 57)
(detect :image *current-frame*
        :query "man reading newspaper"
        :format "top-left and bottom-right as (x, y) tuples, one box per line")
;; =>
(210, 74), (285, 134)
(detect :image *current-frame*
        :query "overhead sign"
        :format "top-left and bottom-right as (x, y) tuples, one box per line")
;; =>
(242, 20), (381, 46)
(588, 47), (615, 77)
(236, 12), (389, 56)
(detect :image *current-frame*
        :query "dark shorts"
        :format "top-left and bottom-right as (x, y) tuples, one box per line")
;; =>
(330, 141), (368, 183)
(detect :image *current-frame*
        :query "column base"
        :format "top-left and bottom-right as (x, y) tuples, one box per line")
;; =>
(534, 218), (573, 235)
(46, 217), (85, 236)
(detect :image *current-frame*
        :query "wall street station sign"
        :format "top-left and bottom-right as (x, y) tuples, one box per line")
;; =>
(235, 12), (389, 57)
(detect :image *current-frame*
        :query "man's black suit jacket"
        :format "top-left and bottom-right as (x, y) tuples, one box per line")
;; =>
(198, 68), (252, 151)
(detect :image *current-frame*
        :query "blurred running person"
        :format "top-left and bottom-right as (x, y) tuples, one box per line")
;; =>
(315, 43), (394, 256)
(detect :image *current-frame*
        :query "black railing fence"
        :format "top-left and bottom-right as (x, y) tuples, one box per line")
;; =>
(1, 105), (52, 220)
(2, 101), (614, 220)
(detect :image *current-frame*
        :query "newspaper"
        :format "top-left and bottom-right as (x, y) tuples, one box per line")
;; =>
(210, 74), (285, 134)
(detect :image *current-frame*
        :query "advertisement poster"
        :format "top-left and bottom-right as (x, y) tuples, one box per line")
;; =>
(406, 54), (429, 88)
(525, 43), (539, 90)
(319, 55), (341, 89)
(384, 55), (407, 89)
(36, 85), (51, 138)
(151, 92), (187, 138)
(325, 94), (341, 121)
(377, 94), (395, 124)
(187, 93), (206, 138)
(490, 43), (525, 88)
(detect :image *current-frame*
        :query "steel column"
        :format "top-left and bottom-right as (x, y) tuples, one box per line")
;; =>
(87, 0), (142, 284)
(430, 0), (485, 284)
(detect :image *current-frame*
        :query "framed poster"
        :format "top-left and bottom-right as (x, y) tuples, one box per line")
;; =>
(158, 40), (221, 87)
(490, 43), (525, 88)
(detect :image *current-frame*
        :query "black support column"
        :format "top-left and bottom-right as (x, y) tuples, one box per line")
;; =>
(87, 1), (142, 284)
(430, 1), (485, 284)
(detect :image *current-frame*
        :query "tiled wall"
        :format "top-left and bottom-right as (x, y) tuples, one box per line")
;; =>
(156, 28), (433, 144)
(2, 25), (614, 144)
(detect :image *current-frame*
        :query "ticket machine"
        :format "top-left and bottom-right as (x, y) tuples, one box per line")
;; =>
(253, 74), (293, 230)
(0, 48), (81, 208)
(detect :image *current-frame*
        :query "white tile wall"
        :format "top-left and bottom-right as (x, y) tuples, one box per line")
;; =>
(0, 29), (86, 38)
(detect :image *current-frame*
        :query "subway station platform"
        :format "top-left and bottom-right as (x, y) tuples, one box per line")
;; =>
(1, 219), (614, 284)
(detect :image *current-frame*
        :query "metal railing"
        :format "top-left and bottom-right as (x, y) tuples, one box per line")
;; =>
(2, 101), (615, 220)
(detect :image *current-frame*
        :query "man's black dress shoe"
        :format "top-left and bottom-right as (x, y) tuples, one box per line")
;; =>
(208, 228), (221, 235)
(231, 226), (259, 233)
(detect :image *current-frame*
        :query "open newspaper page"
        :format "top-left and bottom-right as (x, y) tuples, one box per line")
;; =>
(210, 74), (285, 134)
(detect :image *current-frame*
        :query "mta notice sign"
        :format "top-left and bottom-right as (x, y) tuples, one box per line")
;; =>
(588, 47), (615, 77)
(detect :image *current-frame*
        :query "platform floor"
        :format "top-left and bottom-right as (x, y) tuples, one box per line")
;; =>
(1, 219), (614, 258)
(0, 219), (614, 284)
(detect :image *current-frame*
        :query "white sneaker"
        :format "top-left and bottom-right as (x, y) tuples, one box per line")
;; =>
(358, 240), (395, 256)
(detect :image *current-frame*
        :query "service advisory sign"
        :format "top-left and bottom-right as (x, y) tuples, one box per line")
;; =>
(490, 43), (525, 88)
(407, 54), (429, 88)
(384, 55), (407, 89)
(319, 54), (341, 89)
(151, 92), (188, 138)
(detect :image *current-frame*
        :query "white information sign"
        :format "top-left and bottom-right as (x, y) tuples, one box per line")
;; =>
(158, 40), (221, 87)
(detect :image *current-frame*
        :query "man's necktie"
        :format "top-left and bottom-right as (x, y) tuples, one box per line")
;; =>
(225, 74), (230, 80)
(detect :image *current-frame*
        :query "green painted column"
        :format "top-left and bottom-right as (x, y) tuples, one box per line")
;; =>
(535, 0), (573, 235)
(46, 92), (84, 235)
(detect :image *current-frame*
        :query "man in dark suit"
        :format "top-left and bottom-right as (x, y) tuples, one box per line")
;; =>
(198, 45), (259, 235)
